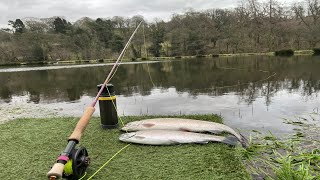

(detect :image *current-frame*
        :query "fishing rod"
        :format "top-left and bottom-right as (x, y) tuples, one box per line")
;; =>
(47, 21), (143, 180)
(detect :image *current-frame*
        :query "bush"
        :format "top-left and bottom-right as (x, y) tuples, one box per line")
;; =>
(32, 45), (47, 61)
(141, 57), (149, 60)
(313, 48), (320, 56)
(212, 54), (219, 57)
(196, 54), (206, 58)
(275, 49), (294, 56)
(175, 56), (182, 59)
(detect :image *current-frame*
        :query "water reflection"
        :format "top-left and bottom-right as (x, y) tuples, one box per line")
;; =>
(1, 56), (319, 104)
(0, 56), (319, 132)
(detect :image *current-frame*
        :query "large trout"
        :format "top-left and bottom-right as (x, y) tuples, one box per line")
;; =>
(119, 130), (238, 146)
(121, 118), (249, 148)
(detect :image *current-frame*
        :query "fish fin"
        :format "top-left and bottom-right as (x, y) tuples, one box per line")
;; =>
(135, 136), (146, 139)
(169, 140), (180, 144)
(195, 140), (209, 144)
(221, 135), (239, 146)
(239, 133), (250, 148)
(142, 123), (155, 128)
(207, 130), (222, 134)
(179, 128), (191, 132)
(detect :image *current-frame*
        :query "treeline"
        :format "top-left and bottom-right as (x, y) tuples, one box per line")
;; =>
(0, 0), (320, 63)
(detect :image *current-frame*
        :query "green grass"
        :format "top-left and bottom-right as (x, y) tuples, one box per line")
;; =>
(0, 115), (249, 180)
(242, 125), (320, 180)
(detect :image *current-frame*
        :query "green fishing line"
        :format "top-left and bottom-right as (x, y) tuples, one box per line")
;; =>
(64, 160), (73, 176)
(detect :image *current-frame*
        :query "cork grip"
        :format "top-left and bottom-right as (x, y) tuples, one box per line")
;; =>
(68, 107), (95, 141)
(47, 163), (65, 179)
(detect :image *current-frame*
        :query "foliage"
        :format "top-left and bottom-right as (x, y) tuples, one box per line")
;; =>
(8, 19), (25, 33)
(275, 49), (294, 57)
(111, 34), (124, 53)
(130, 44), (140, 59)
(1, 0), (320, 63)
(313, 48), (320, 56)
(53, 17), (70, 34)
(31, 44), (46, 61)
(149, 22), (165, 57)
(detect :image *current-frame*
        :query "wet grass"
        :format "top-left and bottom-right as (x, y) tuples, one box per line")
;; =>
(0, 114), (249, 180)
(242, 117), (320, 180)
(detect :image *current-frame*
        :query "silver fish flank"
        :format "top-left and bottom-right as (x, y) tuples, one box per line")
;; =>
(121, 118), (249, 148)
(119, 130), (238, 146)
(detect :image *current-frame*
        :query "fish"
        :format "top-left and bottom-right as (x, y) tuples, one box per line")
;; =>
(119, 130), (238, 146)
(121, 118), (249, 148)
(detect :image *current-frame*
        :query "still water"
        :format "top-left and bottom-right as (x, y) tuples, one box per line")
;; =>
(0, 56), (319, 134)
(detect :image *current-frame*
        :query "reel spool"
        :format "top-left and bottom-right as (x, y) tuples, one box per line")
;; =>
(63, 147), (90, 179)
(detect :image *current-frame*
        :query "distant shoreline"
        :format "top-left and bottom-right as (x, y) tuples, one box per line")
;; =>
(0, 50), (315, 67)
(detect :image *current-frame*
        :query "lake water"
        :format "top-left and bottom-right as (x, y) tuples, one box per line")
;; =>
(0, 56), (319, 134)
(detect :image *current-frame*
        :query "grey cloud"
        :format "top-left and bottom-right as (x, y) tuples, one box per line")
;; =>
(1, 0), (240, 27)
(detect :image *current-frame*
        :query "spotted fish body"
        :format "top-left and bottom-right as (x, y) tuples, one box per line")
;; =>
(121, 118), (249, 148)
(119, 130), (238, 146)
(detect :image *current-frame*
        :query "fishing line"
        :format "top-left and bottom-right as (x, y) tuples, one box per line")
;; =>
(89, 23), (159, 178)
(120, 22), (155, 116)
(87, 25), (277, 179)
(214, 72), (277, 89)
(191, 68), (277, 92)
(78, 172), (87, 180)
(47, 22), (143, 180)
(142, 23), (156, 88)
(107, 48), (129, 83)
(175, 66), (277, 112)
(84, 25), (141, 179)
(143, 23), (147, 59)
(146, 63), (156, 88)
(218, 67), (270, 73)
(86, 144), (131, 180)
(91, 22), (143, 108)
(83, 62), (129, 180)
(105, 87), (126, 129)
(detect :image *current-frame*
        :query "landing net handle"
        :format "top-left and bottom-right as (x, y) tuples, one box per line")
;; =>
(47, 21), (142, 179)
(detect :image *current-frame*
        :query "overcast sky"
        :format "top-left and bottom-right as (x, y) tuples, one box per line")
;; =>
(0, 0), (299, 28)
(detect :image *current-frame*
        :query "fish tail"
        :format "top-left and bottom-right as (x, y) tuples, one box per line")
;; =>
(239, 133), (249, 148)
(221, 135), (239, 146)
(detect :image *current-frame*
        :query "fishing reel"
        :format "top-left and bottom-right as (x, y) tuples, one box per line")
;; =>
(62, 147), (90, 180)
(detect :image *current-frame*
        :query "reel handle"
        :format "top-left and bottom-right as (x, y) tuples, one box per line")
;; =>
(47, 163), (65, 179)
(69, 107), (95, 141)
(47, 107), (95, 179)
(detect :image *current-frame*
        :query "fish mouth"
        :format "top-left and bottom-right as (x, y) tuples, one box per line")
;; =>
(121, 126), (128, 131)
(121, 122), (136, 131)
(119, 132), (136, 141)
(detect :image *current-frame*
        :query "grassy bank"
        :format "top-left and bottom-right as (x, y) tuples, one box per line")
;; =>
(0, 115), (249, 180)
(243, 117), (320, 180)
(0, 49), (317, 67)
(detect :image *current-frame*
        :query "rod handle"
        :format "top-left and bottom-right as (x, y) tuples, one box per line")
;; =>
(47, 162), (65, 179)
(68, 107), (95, 142)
